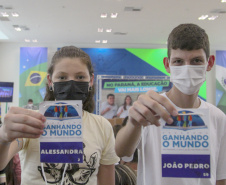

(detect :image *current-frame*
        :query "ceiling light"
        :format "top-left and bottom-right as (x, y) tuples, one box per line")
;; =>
(32, 39), (38, 42)
(11, 12), (19, 17)
(98, 28), (103, 32)
(100, 13), (107, 18)
(95, 40), (101, 43)
(102, 40), (108, 43)
(106, 29), (112, 33)
(208, 15), (218, 20)
(1, 12), (9, 17)
(198, 15), (208, 20)
(221, 0), (226, 2)
(15, 27), (22, 31)
(25, 39), (30, 42)
(111, 13), (118, 18)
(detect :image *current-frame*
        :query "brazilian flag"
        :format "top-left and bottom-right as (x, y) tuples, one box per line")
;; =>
(19, 47), (47, 107)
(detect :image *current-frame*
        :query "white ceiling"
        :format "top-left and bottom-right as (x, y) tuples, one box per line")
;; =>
(0, 0), (226, 49)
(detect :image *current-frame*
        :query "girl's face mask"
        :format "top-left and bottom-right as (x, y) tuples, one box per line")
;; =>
(52, 80), (89, 102)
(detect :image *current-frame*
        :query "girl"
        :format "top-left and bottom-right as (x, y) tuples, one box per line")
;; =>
(0, 46), (119, 185)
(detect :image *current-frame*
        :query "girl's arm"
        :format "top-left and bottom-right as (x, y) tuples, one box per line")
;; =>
(97, 164), (115, 185)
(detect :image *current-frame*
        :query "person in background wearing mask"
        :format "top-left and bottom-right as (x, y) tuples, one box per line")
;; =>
(100, 94), (118, 119)
(115, 24), (226, 185)
(23, 99), (38, 110)
(0, 46), (119, 185)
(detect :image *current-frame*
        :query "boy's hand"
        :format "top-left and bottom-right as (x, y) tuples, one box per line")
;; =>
(128, 90), (178, 127)
(0, 107), (46, 143)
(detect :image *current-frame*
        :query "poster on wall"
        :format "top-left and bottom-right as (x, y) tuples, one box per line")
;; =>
(96, 75), (172, 116)
(216, 51), (226, 113)
(19, 47), (48, 108)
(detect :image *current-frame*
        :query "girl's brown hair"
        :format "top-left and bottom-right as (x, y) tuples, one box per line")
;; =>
(44, 46), (95, 113)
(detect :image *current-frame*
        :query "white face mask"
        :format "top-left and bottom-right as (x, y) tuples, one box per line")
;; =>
(169, 64), (208, 95)
(28, 103), (33, 107)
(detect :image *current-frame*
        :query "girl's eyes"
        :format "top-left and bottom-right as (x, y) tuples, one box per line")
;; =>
(76, 76), (85, 80)
(58, 76), (67, 80)
(55, 74), (87, 81)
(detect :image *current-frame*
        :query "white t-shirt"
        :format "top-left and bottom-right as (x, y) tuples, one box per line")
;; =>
(137, 93), (226, 185)
(20, 111), (119, 185)
(100, 101), (118, 119)
(117, 105), (131, 118)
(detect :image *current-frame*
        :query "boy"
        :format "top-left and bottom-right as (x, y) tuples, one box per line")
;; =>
(115, 24), (226, 185)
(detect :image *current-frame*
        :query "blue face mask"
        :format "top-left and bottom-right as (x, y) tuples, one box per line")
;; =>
(53, 80), (89, 102)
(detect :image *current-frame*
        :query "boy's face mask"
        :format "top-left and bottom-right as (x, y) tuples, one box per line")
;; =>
(52, 80), (89, 102)
(169, 64), (208, 95)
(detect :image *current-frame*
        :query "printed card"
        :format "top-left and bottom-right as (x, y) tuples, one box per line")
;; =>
(161, 108), (210, 178)
(39, 100), (83, 163)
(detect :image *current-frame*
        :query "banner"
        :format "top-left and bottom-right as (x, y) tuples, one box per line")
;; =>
(216, 51), (226, 113)
(96, 75), (172, 115)
(19, 47), (48, 107)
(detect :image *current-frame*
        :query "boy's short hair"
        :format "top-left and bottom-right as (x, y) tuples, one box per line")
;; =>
(107, 93), (115, 99)
(28, 99), (33, 103)
(167, 24), (210, 59)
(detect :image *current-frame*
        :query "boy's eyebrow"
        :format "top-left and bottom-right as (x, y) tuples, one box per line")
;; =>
(170, 57), (183, 61)
(171, 55), (205, 60)
(190, 56), (205, 59)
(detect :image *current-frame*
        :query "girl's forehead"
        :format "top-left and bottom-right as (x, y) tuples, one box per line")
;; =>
(53, 58), (88, 71)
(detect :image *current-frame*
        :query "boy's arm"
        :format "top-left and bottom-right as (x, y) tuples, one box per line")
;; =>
(115, 90), (178, 157)
(115, 119), (141, 157)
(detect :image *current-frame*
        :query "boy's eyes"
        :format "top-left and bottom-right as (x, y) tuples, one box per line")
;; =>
(172, 60), (183, 65)
(192, 58), (204, 64)
(171, 58), (204, 65)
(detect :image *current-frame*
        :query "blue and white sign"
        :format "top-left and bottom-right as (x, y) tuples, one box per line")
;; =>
(161, 109), (210, 178)
(114, 86), (163, 93)
(39, 100), (83, 163)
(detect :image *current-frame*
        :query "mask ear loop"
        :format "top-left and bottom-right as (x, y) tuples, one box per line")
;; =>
(60, 163), (68, 185)
(41, 163), (48, 185)
(141, 126), (146, 185)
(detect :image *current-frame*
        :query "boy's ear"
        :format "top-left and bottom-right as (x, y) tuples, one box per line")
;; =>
(207, 55), (215, 71)
(163, 57), (170, 73)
